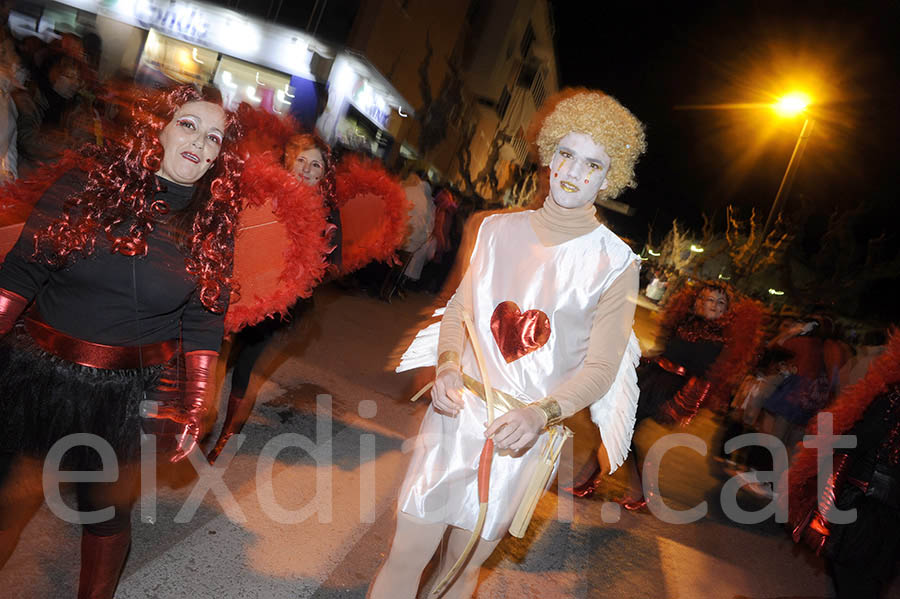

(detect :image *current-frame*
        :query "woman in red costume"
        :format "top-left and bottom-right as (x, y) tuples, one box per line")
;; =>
(207, 131), (339, 463)
(569, 281), (765, 507)
(0, 84), (244, 598)
(789, 331), (900, 599)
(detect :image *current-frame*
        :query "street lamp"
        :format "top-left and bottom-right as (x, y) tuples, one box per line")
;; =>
(746, 91), (815, 274)
(772, 91), (811, 118)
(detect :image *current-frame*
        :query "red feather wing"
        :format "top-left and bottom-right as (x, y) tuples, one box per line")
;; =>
(335, 156), (410, 274)
(225, 154), (330, 332)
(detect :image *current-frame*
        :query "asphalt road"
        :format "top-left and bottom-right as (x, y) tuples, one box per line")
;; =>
(1, 284), (897, 598)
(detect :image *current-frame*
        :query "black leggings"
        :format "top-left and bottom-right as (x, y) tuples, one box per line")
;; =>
(228, 299), (313, 398)
(0, 453), (136, 537)
(229, 318), (281, 398)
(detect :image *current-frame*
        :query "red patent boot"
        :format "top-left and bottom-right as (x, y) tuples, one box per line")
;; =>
(564, 463), (605, 499)
(620, 496), (648, 511)
(77, 528), (131, 599)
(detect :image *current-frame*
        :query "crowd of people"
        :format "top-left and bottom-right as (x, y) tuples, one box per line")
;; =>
(0, 18), (897, 599)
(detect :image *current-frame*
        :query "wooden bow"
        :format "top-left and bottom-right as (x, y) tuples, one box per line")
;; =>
(431, 311), (496, 597)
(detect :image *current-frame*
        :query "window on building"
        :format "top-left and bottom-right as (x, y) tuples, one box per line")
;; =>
(520, 22), (535, 58)
(517, 64), (537, 89)
(513, 133), (527, 162)
(531, 69), (546, 108)
(497, 86), (511, 120)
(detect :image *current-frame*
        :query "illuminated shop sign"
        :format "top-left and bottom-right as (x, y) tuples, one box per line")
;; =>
(132, 2), (211, 45)
(65, 0), (314, 76)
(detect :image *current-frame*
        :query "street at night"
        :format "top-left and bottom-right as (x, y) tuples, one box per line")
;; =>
(0, 285), (894, 598)
(2, 0), (900, 597)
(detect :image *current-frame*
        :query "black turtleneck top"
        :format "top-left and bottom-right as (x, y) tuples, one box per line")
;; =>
(0, 170), (228, 352)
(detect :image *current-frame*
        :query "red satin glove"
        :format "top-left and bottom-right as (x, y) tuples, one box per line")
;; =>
(170, 350), (218, 463)
(0, 288), (28, 336)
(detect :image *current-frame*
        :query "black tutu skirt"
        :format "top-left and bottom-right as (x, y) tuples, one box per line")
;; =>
(634, 361), (687, 425)
(828, 486), (900, 583)
(0, 324), (181, 469)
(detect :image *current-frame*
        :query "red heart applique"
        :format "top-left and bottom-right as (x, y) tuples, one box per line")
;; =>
(490, 301), (551, 363)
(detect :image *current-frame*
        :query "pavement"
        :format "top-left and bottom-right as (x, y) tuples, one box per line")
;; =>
(1, 283), (898, 598)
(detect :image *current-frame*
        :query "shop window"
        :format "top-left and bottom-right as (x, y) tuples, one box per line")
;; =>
(212, 55), (292, 115)
(336, 104), (394, 159)
(137, 29), (218, 87)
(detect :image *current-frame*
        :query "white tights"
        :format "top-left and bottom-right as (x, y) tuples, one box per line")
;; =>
(368, 511), (501, 599)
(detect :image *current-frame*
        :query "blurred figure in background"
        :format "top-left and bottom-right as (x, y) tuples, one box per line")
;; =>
(207, 131), (338, 464)
(569, 282), (765, 506)
(838, 328), (889, 393)
(0, 28), (22, 183)
(15, 47), (88, 171)
(789, 332), (900, 599)
(380, 171), (433, 300)
(417, 185), (459, 294)
(760, 316), (830, 456)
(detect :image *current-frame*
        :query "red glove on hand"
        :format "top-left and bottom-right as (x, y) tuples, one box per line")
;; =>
(170, 350), (218, 463)
(0, 288), (28, 336)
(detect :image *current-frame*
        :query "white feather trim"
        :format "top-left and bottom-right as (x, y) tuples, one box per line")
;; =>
(589, 331), (641, 474)
(395, 303), (450, 372)
(396, 321), (441, 372)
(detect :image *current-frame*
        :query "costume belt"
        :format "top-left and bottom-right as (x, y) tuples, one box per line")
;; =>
(654, 356), (688, 377)
(462, 373), (526, 413)
(461, 373), (573, 436)
(24, 313), (178, 370)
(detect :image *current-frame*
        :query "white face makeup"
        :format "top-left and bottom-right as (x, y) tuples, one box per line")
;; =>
(548, 132), (610, 209)
(694, 288), (728, 321)
(156, 101), (226, 185)
(291, 147), (325, 186)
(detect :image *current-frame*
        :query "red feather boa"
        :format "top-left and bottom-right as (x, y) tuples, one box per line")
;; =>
(788, 332), (900, 524)
(335, 155), (409, 274)
(224, 154), (330, 332)
(658, 282), (768, 411)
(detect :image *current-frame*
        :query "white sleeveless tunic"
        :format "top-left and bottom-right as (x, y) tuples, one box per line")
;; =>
(397, 211), (641, 539)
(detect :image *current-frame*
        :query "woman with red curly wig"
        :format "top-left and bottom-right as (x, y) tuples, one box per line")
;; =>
(569, 282), (765, 509)
(207, 131), (340, 464)
(0, 84), (243, 598)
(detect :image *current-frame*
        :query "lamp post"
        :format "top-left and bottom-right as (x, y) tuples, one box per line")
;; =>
(745, 92), (814, 275)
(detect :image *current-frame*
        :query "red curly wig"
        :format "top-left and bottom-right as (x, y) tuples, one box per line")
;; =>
(32, 85), (244, 312)
(284, 133), (338, 209)
(234, 102), (298, 158)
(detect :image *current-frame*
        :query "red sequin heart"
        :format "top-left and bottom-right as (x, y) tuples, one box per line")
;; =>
(490, 301), (551, 363)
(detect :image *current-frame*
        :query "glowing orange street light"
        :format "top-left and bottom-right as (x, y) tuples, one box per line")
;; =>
(746, 91), (816, 275)
(772, 91), (812, 118)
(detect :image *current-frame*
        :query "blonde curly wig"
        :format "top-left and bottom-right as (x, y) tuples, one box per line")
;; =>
(528, 88), (646, 199)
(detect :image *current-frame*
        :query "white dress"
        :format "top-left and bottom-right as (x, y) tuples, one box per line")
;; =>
(397, 211), (640, 540)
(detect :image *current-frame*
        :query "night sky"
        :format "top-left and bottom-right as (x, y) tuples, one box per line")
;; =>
(552, 1), (900, 251)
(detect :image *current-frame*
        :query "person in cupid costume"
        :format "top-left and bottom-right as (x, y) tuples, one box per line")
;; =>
(369, 88), (647, 598)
